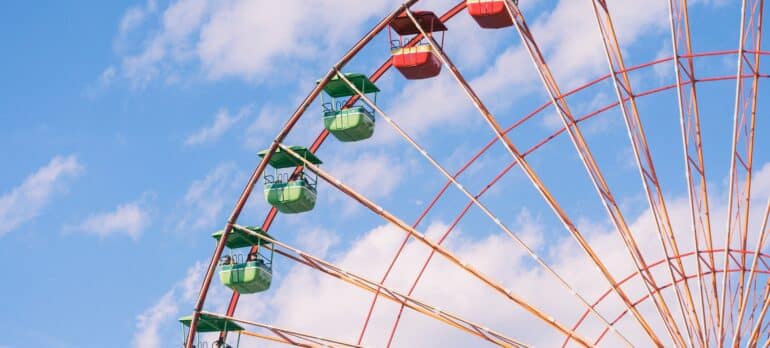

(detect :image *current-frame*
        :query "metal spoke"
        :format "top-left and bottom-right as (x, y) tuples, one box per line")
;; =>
(228, 225), (530, 347)
(745, 278), (770, 346)
(733, 198), (770, 346)
(335, 70), (632, 346)
(500, 1), (697, 345)
(589, 0), (706, 345)
(667, 0), (720, 344)
(354, 4), (469, 343)
(405, 6), (659, 346)
(276, 143), (594, 346)
(720, 0), (765, 345)
(200, 311), (364, 348)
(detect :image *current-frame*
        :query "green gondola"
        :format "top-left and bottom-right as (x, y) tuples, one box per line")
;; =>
(319, 73), (380, 142)
(179, 313), (242, 347)
(323, 106), (375, 142)
(179, 313), (244, 332)
(264, 178), (317, 214)
(213, 226), (274, 294)
(258, 146), (322, 214)
(211, 225), (271, 249)
(219, 260), (272, 294)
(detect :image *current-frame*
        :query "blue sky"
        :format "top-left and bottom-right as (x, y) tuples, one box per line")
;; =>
(1, 0), (768, 347)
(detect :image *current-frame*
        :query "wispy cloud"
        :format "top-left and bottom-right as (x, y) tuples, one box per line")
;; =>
(111, 0), (401, 85)
(185, 105), (252, 146)
(118, 0), (157, 38)
(83, 66), (117, 98)
(68, 198), (151, 240)
(175, 162), (244, 231)
(0, 155), (83, 237)
(133, 291), (178, 348)
(327, 151), (406, 201)
(132, 261), (203, 348)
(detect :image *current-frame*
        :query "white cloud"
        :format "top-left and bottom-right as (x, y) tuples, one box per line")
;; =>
(119, 0), (209, 86)
(379, 74), (477, 144)
(0, 155), (83, 237)
(107, 0), (678, 142)
(132, 261), (204, 348)
(83, 66), (118, 98)
(133, 290), (178, 348)
(114, 0), (401, 85)
(238, 220), (581, 347)
(70, 200), (151, 239)
(243, 103), (296, 149)
(652, 39), (674, 83)
(119, 0), (158, 38)
(137, 163), (770, 347)
(185, 105), (252, 146)
(221, 162), (770, 347)
(295, 227), (339, 257)
(541, 111), (562, 132)
(175, 163), (244, 231)
(371, 0), (672, 145)
(327, 151), (406, 201)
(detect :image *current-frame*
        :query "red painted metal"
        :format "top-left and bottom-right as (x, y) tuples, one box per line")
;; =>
(563, 249), (770, 347)
(389, 10), (447, 80)
(391, 49), (442, 79)
(389, 11), (447, 35)
(467, 0), (513, 28)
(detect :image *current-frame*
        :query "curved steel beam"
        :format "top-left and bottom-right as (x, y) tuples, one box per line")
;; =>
(565, 249), (770, 346)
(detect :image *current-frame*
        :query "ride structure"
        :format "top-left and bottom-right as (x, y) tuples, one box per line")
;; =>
(213, 226), (274, 294)
(466, 0), (515, 28)
(180, 0), (770, 347)
(320, 73), (380, 142)
(258, 146), (322, 214)
(389, 10), (447, 80)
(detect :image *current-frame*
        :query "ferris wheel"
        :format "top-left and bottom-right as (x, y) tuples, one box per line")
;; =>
(179, 0), (769, 347)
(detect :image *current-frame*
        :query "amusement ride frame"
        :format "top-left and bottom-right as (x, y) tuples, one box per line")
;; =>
(183, 0), (769, 347)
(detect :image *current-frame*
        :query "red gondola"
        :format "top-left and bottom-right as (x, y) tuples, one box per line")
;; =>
(467, 0), (515, 29)
(389, 11), (447, 80)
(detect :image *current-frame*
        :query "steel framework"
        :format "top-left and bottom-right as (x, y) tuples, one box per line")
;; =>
(183, 1), (769, 347)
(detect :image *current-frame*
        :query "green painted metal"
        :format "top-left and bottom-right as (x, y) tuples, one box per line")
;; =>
(323, 106), (375, 142)
(219, 260), (272, 294)
(258, 146), (322, 169)
(320, 73), (380, 98)
(212, 226), (272, 249)
(179, 313), (243, 332)
(264, 180), (317, 214)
